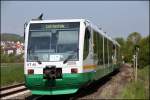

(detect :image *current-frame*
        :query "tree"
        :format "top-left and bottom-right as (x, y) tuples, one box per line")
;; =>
(127, 32), (142, 45)
(126, 32), (142, 62)
(1, 33), (24, 42)
(138, 35), (150, 67)
(115, 37), (126, 61)
(115, 37), (125, 46)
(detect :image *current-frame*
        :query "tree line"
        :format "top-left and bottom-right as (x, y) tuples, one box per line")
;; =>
(115, 32), (149, 68)
(1, 33), (24, 42)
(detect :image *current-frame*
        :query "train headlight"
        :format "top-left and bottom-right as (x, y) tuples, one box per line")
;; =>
(71, 68), (78, 73)
(28, 69), (34, 74)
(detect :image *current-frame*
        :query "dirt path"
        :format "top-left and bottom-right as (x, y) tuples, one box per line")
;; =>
(76, 64), (134, 99)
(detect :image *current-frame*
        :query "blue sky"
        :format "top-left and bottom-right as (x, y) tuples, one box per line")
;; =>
(1, 1), (149, 39)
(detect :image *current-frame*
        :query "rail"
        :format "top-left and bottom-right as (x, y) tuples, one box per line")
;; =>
(0, 83), (28, 99)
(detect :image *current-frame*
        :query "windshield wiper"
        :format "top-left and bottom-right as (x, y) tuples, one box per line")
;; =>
(63, 55), (74, 64)
(34, 56), (42, 64)
(63, 48), (79, 64)
(37, 60), (42, 64)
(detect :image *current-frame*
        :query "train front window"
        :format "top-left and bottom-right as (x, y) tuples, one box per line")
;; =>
(27, 22), (79, 62)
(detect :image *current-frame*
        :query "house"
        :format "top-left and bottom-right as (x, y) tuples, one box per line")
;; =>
(1, 41), (24, 55)
(15, 41), (24, 55)
(4, 47), (16, 55)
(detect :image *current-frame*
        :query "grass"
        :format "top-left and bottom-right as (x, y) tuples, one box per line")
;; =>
(119, 65), (149, 99)
(0, 63), (24, 87)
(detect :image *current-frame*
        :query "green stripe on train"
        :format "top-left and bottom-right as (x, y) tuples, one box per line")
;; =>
(25, 72), (95, 95)
(25, 64), (118, 95)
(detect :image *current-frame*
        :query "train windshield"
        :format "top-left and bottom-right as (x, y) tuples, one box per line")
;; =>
(27, 22), (80, 62)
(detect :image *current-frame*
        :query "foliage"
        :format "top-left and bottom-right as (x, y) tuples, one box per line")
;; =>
(125, 32), (141, 63)
(115, 37), (126, 60)
(115, 38), (125, 46)
(1, 53), (24, 63)
(1, 33), (24, 42)
(127, 32), (142, 45)
(117, 34), (149, 98)
(138, 35), (150, 67)
(118, 65), (149, 99)
(0, 63), (24, 87)
(115, 32), (149, 67)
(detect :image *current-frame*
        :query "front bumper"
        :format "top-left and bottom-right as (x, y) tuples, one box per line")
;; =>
(25, 72), (94, 95)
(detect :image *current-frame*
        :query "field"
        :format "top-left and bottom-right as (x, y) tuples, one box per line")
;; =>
(0, 63), (24, 87)
(119, 65), (149, 99)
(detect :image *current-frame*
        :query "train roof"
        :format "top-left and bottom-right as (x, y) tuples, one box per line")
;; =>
(29, 18), (86, 23)
(29, 18), (120, 47)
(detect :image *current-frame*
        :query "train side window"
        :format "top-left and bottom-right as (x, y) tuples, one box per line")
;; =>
(113, 44), (116, 50)
(104, 38), (108, 64)
(116, 46), (121, 63)
(83, 27), (90, 60)
(109, 40), (113, 64)
(97, 32), (103, 65)
(112, 44), (116, 57)
(93, 31), (97, 54)
(93, 30), (103, 65)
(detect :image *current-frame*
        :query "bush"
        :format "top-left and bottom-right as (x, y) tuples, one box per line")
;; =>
(138, 36), (150, 68)
(1, 53), (24, 63)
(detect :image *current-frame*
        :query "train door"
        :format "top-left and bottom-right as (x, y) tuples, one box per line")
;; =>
(83, 26), (94, 72)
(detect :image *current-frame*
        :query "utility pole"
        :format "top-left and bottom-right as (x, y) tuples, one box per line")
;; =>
(131, 36), (140, 82)
(133, 55), (136, 80)
(135, 46), (139, 81)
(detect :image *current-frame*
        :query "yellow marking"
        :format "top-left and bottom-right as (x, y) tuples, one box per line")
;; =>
(83, 65), (96, 70)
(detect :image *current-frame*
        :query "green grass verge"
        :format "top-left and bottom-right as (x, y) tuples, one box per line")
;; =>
(119, 65), (149, 99)
(0, 63), (24, 87)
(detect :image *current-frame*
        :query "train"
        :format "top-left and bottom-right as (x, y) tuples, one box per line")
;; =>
(24, 18), (121, 95)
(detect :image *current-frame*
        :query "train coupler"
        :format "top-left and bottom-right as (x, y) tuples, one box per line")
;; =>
(43, 66), (62, 80)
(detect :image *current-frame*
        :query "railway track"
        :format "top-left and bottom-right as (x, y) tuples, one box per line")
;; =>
(69, 69), (119, 100)
(0, 83), (30, 99)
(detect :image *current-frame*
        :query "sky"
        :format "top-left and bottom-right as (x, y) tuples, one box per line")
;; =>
(1, 1), (149, 39)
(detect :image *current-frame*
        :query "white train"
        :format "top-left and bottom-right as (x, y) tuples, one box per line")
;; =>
(24, 19), (121, 95)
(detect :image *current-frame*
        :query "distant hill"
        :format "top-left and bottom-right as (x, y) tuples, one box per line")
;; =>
(1, 33), (24, 42)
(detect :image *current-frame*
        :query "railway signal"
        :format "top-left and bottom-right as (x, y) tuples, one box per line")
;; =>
(134, 45), (139, 81)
